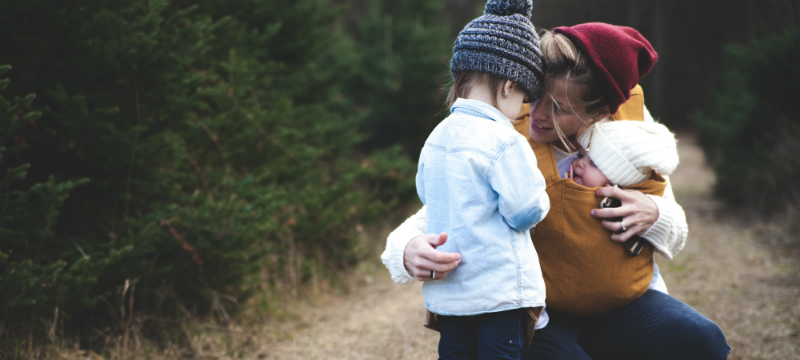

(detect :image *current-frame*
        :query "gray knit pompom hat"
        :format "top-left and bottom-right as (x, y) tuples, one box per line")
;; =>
(451, 0), (544, 101)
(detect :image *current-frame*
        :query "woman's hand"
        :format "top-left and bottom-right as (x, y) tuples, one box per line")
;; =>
(591, 186), (659, 242)
(403, 232), (461, 281)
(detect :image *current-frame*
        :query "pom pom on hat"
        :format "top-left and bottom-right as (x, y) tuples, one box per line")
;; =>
(485, 0), (532, 18)
(577, 120), (678, 187)
(451, 0), (543, 101)
(553, 23), (658, 114)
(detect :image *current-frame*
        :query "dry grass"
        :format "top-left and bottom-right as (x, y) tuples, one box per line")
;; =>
(31, 209), (438, 360)
(34, 133), (800, 359)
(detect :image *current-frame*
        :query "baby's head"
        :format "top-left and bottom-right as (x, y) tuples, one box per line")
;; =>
(570, 120), (679, 187)
(570, 147), (611, 187)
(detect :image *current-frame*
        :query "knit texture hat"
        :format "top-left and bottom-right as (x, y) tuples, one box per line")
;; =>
(553, 23), (658, 114)
(451, 0), (544, 101)
(577, 120), (678, 186)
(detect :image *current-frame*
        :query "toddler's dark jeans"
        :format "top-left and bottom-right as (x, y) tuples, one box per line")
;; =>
(437, 308), (526, 360)
(523, 290), (731, 360)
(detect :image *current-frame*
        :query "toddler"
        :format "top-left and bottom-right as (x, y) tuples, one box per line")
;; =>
(416, 0), (550, 357)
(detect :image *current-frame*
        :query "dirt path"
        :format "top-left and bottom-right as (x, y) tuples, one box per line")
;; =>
(257, 134), (800, 360)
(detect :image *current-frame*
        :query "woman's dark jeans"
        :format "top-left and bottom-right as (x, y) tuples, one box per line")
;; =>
(438, 308), (527, 360)
(524, 290), (731, 360)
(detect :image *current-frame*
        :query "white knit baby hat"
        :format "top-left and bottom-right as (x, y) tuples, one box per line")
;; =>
(576, 119), (679, 186)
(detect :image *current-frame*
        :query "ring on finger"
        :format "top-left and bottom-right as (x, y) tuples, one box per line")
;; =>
(431, 270), (436, 279)
(620, 220), (627, 232)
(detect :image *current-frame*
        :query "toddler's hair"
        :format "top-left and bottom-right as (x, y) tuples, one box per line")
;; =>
(445, 71), (506, 109)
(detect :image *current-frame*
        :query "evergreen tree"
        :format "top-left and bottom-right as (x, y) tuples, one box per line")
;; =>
(0, 0), (417, 351)
(346, 0), (453, 157)
(692, 28), (800, 213)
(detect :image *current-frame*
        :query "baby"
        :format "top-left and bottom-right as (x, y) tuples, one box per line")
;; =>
(569, 119), (677, 258)
(537, 118), (679, 316)
(571, 118), (678, 258)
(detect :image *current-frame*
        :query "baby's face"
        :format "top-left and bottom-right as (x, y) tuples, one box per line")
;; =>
(570, 148), (611, 188)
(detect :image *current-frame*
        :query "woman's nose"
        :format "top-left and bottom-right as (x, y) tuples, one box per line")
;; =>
(530, 99), (547, 120)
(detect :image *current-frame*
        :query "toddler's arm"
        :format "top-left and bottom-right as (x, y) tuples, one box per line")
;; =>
(488, 135), (550, 231)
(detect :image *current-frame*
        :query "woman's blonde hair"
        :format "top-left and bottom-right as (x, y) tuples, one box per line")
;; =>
(445, 71), (506, 110)
(539, 30), (610, 151)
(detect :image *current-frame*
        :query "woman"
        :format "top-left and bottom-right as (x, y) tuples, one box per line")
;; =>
(382, 23), (730, 359)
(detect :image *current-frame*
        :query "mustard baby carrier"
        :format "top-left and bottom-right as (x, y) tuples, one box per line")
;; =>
(512, 86), (667, 317)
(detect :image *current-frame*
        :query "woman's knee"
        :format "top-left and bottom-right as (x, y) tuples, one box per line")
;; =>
(673, 312), (731, 359)
(603, 291), (731, 359)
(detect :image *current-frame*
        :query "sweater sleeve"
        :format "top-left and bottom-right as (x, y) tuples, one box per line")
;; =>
(639, 104), (688, 259)
(380, 205), (428, 284)
(641, 175), (688, 260)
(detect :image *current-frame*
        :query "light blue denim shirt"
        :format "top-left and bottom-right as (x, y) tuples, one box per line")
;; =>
(417, 98), (550, 315)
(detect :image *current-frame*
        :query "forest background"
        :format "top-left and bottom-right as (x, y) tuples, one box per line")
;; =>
(0, 0), (798, 358)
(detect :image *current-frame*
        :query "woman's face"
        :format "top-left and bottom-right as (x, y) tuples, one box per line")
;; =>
(528, 77), (599, 144)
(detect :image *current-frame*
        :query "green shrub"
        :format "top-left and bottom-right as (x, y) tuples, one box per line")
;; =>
(692, 28), (800, 213)
(0, 0), (419, 352)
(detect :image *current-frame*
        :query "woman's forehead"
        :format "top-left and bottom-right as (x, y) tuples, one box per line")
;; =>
(545, 76), (584, 106)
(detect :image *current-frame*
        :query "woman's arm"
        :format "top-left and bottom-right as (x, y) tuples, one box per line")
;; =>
(592, 103), (688, 259)
(592, 176), (687, 259)
(380, 206), (460, 284)
(641, 176), (687, 259)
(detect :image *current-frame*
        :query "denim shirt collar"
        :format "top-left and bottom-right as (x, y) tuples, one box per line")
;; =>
(450, 98), (514, 130)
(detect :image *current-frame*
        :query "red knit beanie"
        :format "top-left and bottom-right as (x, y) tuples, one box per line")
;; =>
(553, 23), (658, 114)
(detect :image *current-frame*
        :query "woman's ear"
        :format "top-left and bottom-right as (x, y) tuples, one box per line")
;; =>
(577, 106), (611, 134)
(591, 107), (611, 124)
